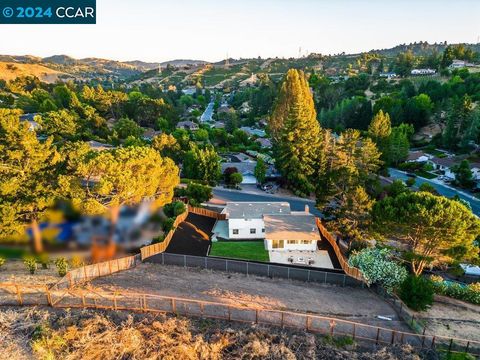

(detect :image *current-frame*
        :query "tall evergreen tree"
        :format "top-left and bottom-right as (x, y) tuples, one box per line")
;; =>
(0, 109), (61, 253)
(368, 110), (391, 162)
(270, 69), (322, 196)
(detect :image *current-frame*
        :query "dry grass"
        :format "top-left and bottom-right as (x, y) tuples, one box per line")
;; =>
(0, 307), (438, 360)
(0, 62), (67, 83)
(0, 260), (60, 286)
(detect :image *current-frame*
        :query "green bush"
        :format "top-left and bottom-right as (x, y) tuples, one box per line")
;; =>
(398, 275), (434, 311)
(38, 253), (50, 269)
(23, 256), (37, 274)
(151, 234), (165, 244)
(430, 276), (480, 305)
(405, 177), (416, 187)
(348, 248), (408, 293)
(163, 201), (186, 218)
(54, 257), (69, 277)
(162, 218), (176, 233)
(0, 257), (5, 268)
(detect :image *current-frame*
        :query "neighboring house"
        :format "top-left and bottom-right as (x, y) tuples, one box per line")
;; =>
(239, 101), (251, 114)
(217, 104), (233, 115)
(256, 138), (272, 149)
(176, 120), (199, 131)
(240, 126), (266, 138)
(411, 68), (436, 76)
(88, 140), (115, 151)
(142, 128), (162, 140)
(221, 162), (257, 184)
(406, 151), (433, 163)
(428, 157), (457, 179)
(379, 72), (397, 79)
(20, 113), (41, 131)
(449, 59), (476, 70)
(181, 87), (196, 96)
(210, 121), (225, 129)
(264, 214), (320, 251)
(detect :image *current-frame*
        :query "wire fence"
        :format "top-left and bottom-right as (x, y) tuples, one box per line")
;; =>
(147, 252), (364, 287)
(0, 283), (478, 357)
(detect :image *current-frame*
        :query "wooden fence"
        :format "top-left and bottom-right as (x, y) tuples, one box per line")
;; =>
(0, 283), (478, 357)
(140, 210), (189, 260)
(315, 217), (366, 282)
(188, 205), (226, 219)
(52, 254), (140, 290)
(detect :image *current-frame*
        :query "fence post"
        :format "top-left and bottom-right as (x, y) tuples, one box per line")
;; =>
(226, 260), (228, 272)
(268, 264), (271, 278)
(255, 309), (258, 323)
(465, 341), (470, 353)
(82, 292), (86, 307)
(184, 255), (186, 268)
(376, 328), (380, 345)
(84, 265), (88, 281)
(68, 272), (73, 288)
(15, 285), (22, 305)
(108, 260), (112, 275)
(171, 298), (176, 313)
(329, 320), (335, 337)
(421, 327), (426, 347)
(324, 272), (327, 284)
(352, 324), (356, 340)
(204, 256), (207, 269)
(45, 286), (52, 306)
(431, 336), (436, 349)
(97, 263), (101, 277)
(391, 331), (396, 345)
(342, 275), (346, 287)
(246, 262), (249, 276)
(281, 312), (284, 327)
(306, 315), (310, 331)
(448, 338), (453, 354)
(143, 294), (147, 312)
(113, 293), (117, 310)
(307, 270), (310, 282)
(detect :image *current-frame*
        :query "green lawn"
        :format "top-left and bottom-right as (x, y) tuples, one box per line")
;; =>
(414, 170), (437, 179)
(209, 241), (269, 262)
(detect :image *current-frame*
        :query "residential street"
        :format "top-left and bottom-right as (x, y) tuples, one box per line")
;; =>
(212, 186), (321, 216)
(388, 168), (480, 216)
(200, 101), (214, 122)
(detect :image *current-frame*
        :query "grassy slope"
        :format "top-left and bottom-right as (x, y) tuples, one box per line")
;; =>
(209, 241), (269, 262)
(0, 62), (67, 83)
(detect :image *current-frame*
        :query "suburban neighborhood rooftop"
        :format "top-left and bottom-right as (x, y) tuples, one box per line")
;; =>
(223, 201), (291, 219)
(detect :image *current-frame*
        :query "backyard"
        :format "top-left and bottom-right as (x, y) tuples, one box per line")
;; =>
(209, 241), (269, 262)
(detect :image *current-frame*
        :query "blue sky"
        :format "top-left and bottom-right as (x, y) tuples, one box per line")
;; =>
(1, 0), (479, 62)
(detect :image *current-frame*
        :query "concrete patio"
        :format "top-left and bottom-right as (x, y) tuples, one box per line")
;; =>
(269, 249), (334, 269)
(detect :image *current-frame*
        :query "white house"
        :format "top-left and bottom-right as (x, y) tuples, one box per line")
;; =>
(222, 202), (292, 239)
(406, 151), (433, 163)
(176, 120), (199, 131)
(428, 157), (457, 179)
(411, 68), (436, 76)
(263, 214), (319, 251)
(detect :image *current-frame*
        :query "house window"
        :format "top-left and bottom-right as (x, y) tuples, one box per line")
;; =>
(233, 229), (239, 235)
(250, 228), (256, 234)
(287, 240), (297, 244)
(301, 240), (311, 244)
(262, 228), (265, 233)
(272, 240), (284, 249)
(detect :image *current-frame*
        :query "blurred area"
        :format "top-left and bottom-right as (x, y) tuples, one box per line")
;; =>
(0, 198), (181, 264)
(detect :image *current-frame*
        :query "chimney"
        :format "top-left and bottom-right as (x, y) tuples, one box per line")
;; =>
(305, 205), (309, 213)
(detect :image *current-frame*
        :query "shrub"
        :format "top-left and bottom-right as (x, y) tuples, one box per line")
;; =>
(162, 218), (176, 233)
(38, 253), (50, 269)
(430, 276), (480, 305)
(0, 257), (5, 268)
(151, 234), (165, 244)
(54, 257), (69, 277)
(405, 177), (416, 187)
(70, 255), (84, 269)
(398, 275), (434, 311)
(163, 201), (186, 218)
(348, 248), (408, 293)
(23, 256), (37, 274)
